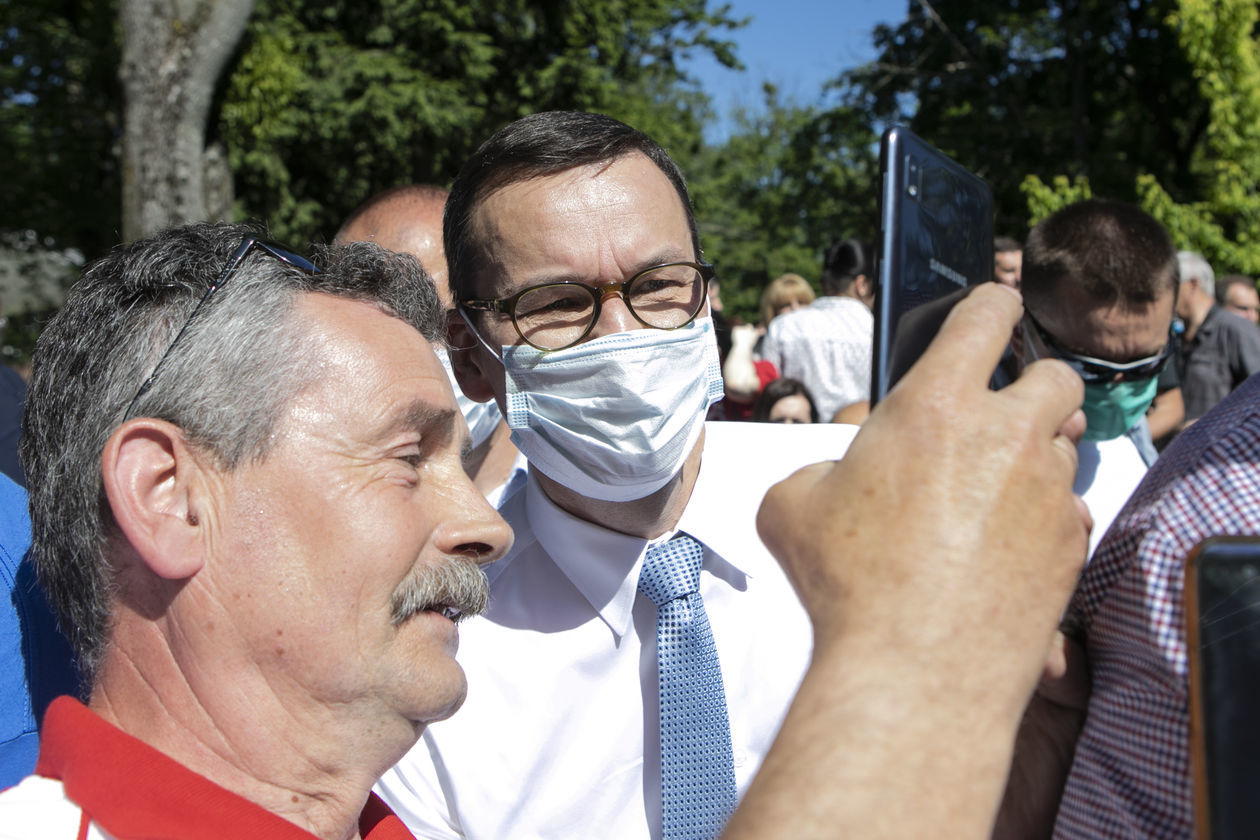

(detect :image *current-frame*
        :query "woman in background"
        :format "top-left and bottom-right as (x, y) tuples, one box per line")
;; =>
(720, 275), (817, 420)
(752, 378), (819, 424)
(759, 273), (816, 327)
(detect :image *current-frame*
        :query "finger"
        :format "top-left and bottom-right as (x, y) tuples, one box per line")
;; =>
(1006, 356), (1086, 439)
(1051, 430), (1080, 481)
(1075, 494), (1093, 539)
(756, 461), (832, 555)
(898, 282), (1025, 394)
(1057, 407), (1086, 446)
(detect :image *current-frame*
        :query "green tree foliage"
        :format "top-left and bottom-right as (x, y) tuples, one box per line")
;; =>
(221, 0), (744, 244)
(1024, 0), (1260, 273)
(1021, 174), (1092, 226)
(1136, 0), (1260, 272)
(842, 0), (1208, 238)
(0, 0), (123, 260)
(2, 0), (740, 256)
(687, 86), (879, 323)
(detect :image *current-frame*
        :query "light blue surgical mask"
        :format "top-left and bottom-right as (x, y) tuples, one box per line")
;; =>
(1081, 376), (1159, 441)
(464, 315), (723, 502)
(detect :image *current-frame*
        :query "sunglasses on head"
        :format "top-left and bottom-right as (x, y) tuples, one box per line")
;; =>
(1023, 309), (1173, 385)
(123, 236), (321, 421)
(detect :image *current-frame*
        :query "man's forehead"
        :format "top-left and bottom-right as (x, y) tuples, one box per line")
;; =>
(474, 154), (674, 219)
(1045, 286), (1173, 359)
(294, 293), (441, 375)
(279, 296), (462, 441)
(464, 153), (692, 293)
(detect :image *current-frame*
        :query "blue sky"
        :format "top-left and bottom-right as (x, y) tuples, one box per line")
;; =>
(682, 0), (901, 141)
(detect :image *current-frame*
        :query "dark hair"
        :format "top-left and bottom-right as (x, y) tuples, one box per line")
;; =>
(821, 238), (872, 296)
(752, 377), (819, 423)
(994, 236), (1022, 253)
(443, 111), (700, 301)
(1022, 199), (1177, 312)
(21, 222), (445, 676)
(1216, 274), (1256, 305)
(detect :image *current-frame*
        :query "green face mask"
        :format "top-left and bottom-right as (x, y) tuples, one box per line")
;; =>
(1081, 376), (1159, 441)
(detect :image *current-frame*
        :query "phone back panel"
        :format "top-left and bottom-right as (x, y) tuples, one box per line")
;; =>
(873, 126), (993, 403)
(1187, 536), (1260, 840)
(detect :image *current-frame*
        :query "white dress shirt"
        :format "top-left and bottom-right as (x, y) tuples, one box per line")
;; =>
(1074, 434), (1149, 558)
(376, 421), (858, 840)
(760, 296), (873, 422)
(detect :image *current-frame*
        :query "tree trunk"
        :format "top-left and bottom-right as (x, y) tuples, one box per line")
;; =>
(119, 0), (255, 242)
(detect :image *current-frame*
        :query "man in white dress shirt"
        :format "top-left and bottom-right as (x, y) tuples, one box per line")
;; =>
(375, 111), (858, 838)
(760, 238), (876, 422)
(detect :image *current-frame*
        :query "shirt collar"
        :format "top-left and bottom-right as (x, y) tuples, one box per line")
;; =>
(35, 696), (411, 840)
(813, 296), (865, 310)
(1200, 304), (1224, 335)
(525, 471), (646, 640)
(517, 436), (754, 641)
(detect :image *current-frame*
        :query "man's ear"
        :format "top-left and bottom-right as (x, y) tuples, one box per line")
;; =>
(101, 419), (208, 581)
(854, 273), (876, 306)
(445, 309), (498, 403)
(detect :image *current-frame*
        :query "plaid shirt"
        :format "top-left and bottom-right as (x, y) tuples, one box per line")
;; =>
(1054, 373), (1260, 838)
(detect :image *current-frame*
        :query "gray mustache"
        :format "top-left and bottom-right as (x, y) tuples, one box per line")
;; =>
(390, 556), (490, 626)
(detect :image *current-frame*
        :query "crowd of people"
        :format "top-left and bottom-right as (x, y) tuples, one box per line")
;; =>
(0, 109), (1257, 840)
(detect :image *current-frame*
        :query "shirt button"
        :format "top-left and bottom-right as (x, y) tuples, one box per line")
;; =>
(733, 748), (747, 767)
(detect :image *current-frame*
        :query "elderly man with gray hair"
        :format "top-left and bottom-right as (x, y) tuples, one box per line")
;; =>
(1215, 273), (1260, 324)
(1175, 250), (1260, 424)
(0, 222), (511, 837)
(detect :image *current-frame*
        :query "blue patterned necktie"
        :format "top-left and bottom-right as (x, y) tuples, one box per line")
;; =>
(638, 533), (737, 840)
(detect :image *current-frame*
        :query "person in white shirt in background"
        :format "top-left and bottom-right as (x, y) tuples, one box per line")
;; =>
(760, 238), (875, 423)
(719, 273), (814, 421)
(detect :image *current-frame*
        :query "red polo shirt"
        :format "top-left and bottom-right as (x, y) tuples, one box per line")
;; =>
(1, 696), (412, 839)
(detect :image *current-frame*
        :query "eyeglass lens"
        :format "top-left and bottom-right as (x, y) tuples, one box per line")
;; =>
(514, 264), (705, 349)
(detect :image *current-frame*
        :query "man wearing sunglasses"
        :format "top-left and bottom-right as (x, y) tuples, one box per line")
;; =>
(1011, 200), (1207, 839)
(1015, 199), (1177, 557)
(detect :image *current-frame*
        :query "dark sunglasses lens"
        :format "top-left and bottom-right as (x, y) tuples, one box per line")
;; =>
(1077, 354), (1168, 384)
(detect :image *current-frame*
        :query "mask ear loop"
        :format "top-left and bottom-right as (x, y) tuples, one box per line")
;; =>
(455, 307), (507, 367)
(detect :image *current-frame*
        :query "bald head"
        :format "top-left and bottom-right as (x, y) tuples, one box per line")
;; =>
(336, 184), (451, 306)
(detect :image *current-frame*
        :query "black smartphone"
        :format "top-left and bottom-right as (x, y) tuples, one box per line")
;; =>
(1186, 535), (1260, 840)
(872, 126), (994, 403)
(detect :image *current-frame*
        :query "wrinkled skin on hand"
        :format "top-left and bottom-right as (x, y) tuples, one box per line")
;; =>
(758, 282), (1088, 710)
(739, 282), (1090, 839)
